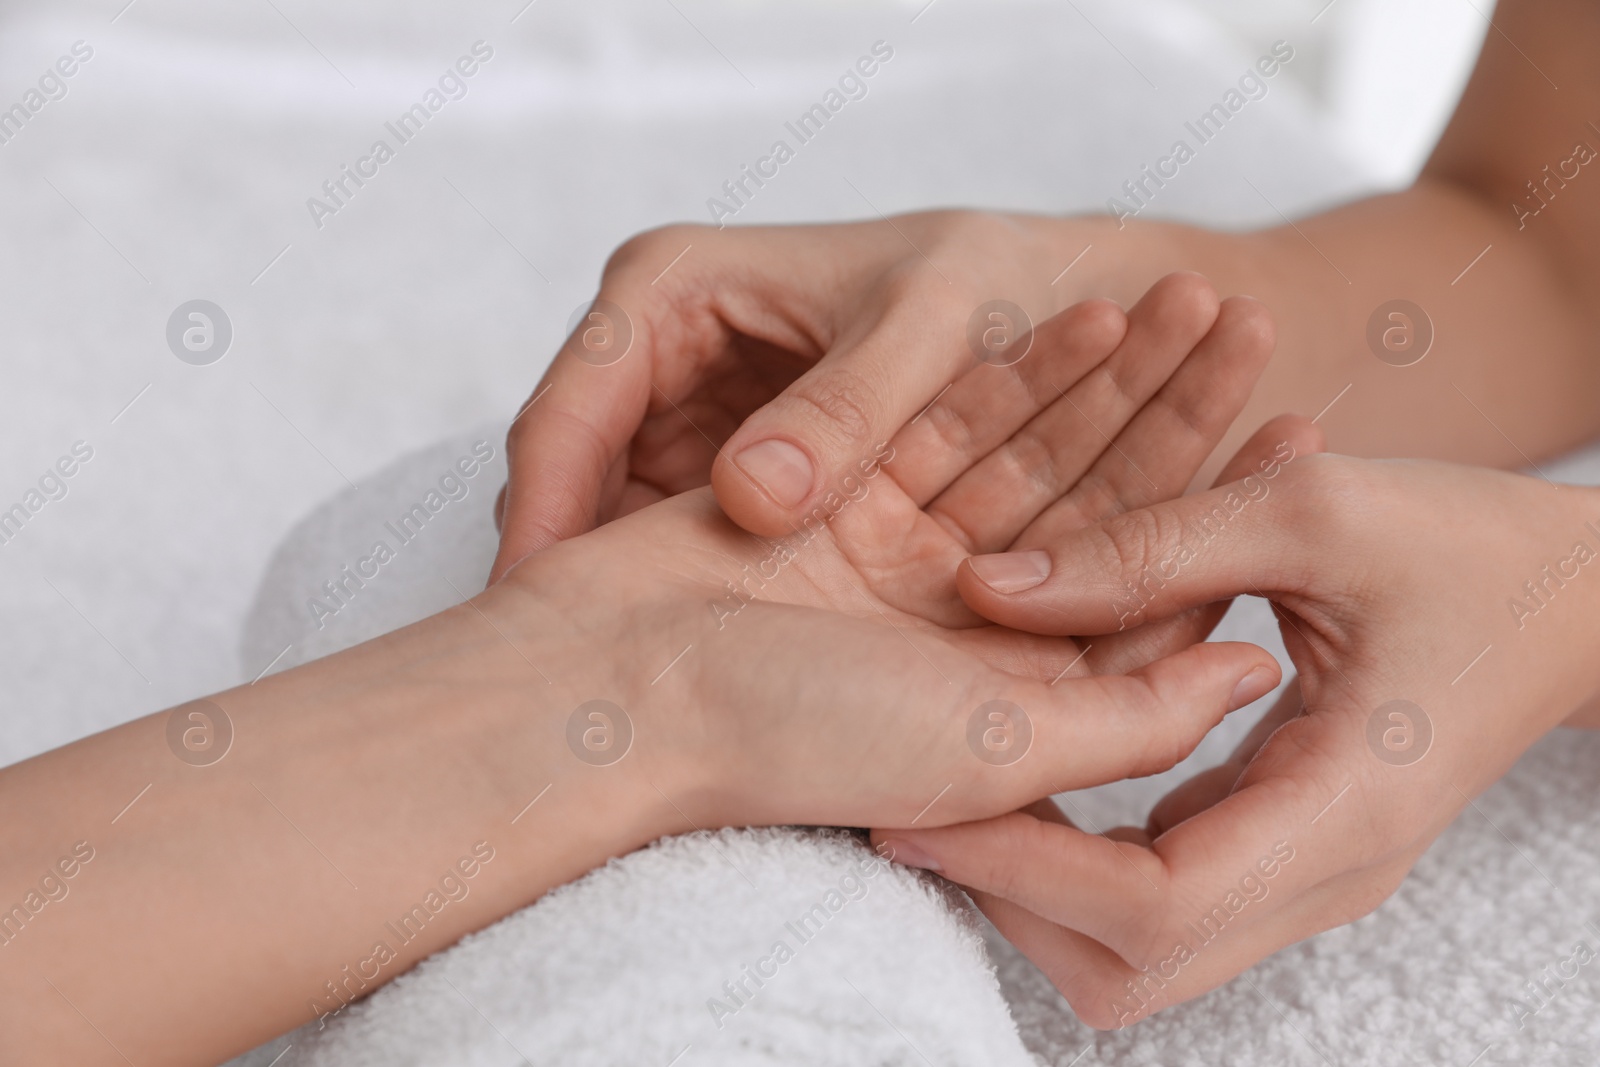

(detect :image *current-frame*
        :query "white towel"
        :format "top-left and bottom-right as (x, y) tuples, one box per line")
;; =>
(227, 431), (1600, 1066)
(229, 431), (1037, 1067)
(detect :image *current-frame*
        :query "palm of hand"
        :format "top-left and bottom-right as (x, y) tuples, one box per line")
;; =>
(528, 275), (1283, 831)
(680, 275), (1274, 657)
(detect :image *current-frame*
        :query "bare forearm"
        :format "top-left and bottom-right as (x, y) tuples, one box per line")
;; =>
(0, 592), (664, 1065)
(1041, 177), (1599, 473)
(1042, 0), (1600, 472)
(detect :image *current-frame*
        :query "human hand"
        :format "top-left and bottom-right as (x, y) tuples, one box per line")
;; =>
(491, 210), (1161, 581)
(497, 274), (1289, 830)
(872, 439), (1600, 1026)
(0, 270), (1283, 1064)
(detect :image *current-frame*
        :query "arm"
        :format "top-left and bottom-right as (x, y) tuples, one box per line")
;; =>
(4, 278), (1279, 1064)
(1056, 0), (1600, 473)
(493, 0), (1600, 576)
(0, 592), (674, 1064)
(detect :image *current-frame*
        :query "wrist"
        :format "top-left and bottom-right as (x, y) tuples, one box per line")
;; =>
(488, 543), (723, 845)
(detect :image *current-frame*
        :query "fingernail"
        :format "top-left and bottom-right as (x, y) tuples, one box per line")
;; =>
(733, 439), (814, 508)
(1229, 666), (1277, 712)
(968, 550), (1051, 594)
(878, 838), (941, 872)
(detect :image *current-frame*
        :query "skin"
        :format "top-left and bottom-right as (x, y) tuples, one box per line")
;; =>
(1, 279), (1286, 1065)
(875, 441), (1600, 1027)
(491, 0), (1600, 581)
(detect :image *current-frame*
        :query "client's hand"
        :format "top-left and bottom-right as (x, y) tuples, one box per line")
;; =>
(507, 274), (1288, 830)
(873, 435), (1600, 1026)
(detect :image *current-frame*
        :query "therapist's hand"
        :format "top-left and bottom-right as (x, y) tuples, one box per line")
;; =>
(874, 440), (1600, 1027)
(491, 211), (1149, 581)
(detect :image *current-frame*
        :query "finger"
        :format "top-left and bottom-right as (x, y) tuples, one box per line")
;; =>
(492, 225), (857, 582)
(884, 298), (1128, 507)
(893, 710), (1366, 964)
(1008, 296), (1276, 551)
(962, 888), (1138, 1031)
(964, 868), (1371, 1029)
(878, 777), (1311, 964)
(1085, 415), (1326, 675)
(1147, 679), (1303, 836)
(708, 285), (992, 538)
(928, 273), (1222, 552)
(924, 640), (1281, 822)
(877, 809), (1170, 960)
(956, 441), (1328, 636)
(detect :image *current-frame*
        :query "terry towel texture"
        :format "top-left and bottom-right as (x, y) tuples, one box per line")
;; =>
(225, 431), (1600, 1067)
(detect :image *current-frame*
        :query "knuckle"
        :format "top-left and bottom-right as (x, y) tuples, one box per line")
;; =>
(919, 395), (979, 462)
(1134, 720), (1208, 779)
(785, 371), (877, 448)
(1096, 505), (1182, 591)
(602, 223), (706, 279)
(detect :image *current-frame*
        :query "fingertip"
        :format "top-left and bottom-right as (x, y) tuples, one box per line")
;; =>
(965, 550), (1052, 594)
(1047, 296), (1128, 352)
(1145, 270), (1222, 326)
(1135, 640), (1280, 720)
(1229, 663), (1281, 713)
(1214, 295), (1277, 362)
(1260, 413), (1326, 457)
(955, 551), (1080, 636)
(869, 834), (942, 872)
(711, 442), (817, 537)
(1300, 417), (1328, 455)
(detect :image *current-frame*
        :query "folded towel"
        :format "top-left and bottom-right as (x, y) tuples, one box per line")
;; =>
(228, 430), (1600, 1066)
(230, 431), (1036, 1067)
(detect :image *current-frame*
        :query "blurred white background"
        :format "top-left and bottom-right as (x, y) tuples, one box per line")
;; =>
(0, 0), (1490, 764)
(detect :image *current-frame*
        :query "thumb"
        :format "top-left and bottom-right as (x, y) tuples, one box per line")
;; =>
(957, 436), (1325, 636)
(709, 298), (978, 538)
